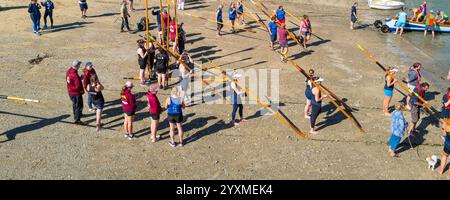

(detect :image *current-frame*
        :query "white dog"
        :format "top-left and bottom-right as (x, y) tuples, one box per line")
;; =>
(426, 155), (438, 171)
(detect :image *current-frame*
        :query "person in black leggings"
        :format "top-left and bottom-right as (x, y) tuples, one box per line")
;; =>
(310, 77), (327, 134)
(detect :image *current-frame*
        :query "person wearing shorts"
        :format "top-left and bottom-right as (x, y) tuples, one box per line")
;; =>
(79, 0), (88, 18)
(137, 39), (149, 86)
(87, 74), (104, 131)
(278, 23), (288, 62)
(304, 69), (314, 119)
(228, 2), (237, 33)
(424, 11), (437, 38)
(165, 87), (186, 147)
(268, 17), (277, 50)
(121, 81), (137, 140)
(407, 82), (429, 137)
(350, 2), (358, 30)
(383, 67), (398, 116)
(147, 84), (162, 143)
(155, 48), (169, 89)
(406, 63), (422, 109)
(299, 15), (312, 48)
(395, 8), (407, 36)
(216, 4), (224, 36)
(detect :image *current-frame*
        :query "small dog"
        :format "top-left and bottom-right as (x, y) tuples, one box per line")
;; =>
(426, 155), (438, 171)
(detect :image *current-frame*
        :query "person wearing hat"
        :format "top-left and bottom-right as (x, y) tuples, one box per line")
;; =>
(310, 77), (327, 134)
(424, 10), (437, 38)
(165, 87), (186, 147)
(407, 82), (430, 137)
(121, 81), (137, 140)
(230, 72), (246, 127)
(147, 84), (162, 143)
(383, 67), (398, 116)
(278, 23), (289, 63)
(66, 60), (86, 125)
(387, 103), (408, 157)
(82, 61), (98, 112)
(137, 39), (149, 86)
(87, 74), (104, 132)
(304, 69), (315, 119)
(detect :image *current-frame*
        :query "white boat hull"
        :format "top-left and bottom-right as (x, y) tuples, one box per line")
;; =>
(368, 0), (404, 10)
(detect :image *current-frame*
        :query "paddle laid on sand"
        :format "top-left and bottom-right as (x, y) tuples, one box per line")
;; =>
(0, 95), (39, 103)
(183, 13), (257, 33)
(202, 56), (308, 138)
(357, 44), (442, 120)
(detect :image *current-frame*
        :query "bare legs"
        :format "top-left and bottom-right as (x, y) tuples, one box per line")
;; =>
(123, 114), (134, 136)
(439, 153), (450, 179)
(383, 96), (392, 115)
(169, 122), (184, 146)
(96, 108), (102, 131)
(150, 119), (159, 142)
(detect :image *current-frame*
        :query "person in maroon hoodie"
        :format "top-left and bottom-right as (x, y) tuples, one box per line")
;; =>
(147, 84), (162, 143)
(82, 61), (97, 112)
(121, 81), (137, 140)
(66, 60), (85, 125)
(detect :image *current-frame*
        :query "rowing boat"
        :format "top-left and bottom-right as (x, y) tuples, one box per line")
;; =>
(384, 18), (450, 33)
(368, 0), (404, 10)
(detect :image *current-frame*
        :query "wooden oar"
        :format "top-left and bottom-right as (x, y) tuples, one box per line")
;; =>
(174, 0), (178, 45)
(184, 13), (257, 33)
(357, 44), (442, 118)
(242, 3), (268, 30)
(203, 56), (308, 138)
(0, 95), (39, 103)
(166, 0), (171, 49)
(159, 0), (164, 45)
(319, 84), (355, 111)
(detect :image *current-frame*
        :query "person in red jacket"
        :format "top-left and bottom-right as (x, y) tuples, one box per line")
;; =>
(82, 61), (97, 112)
(66, 60), (85, 125)
(121, 81), (137, 140)
(147, 84), (162, 143)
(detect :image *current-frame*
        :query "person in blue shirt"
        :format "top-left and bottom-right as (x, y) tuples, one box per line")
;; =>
(28, 0), (42, 35)
(388, 103), (408, 157)
(275, 6), (285, 25)
(394, 8), (407, 36)
(268, 16), (278, 50)
(216, 4), (223, 36)
(41, 0), (54, 29)
(228, 2), (237, 33)
(236, 0), (245, 25)
(350, 2), (358, 30)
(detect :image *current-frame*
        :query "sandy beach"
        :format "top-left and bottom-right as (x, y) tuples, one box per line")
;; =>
(0, 0), (448, 179)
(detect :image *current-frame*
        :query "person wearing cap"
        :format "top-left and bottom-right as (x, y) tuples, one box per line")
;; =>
(137, 39), (149, 86)
(87, 74), (104, 131)
(383, 67), (398, 116)
(216, 4), (224, 36)
(165, 87), (186, 147)
(228, 2), (237, 33)
(424, 10), (437, 38)
(310, 77), (327, 134)
(155, 47), (169, 89)
(82, 61), (98, 112)
(406, 63), (422, 110)
(66, 60), (85, 125)
(407, 82), (430, 137)
(177, 51), (194, 103)
(120, 0), (131, 33)
(230, 72), (246, 127)
(304, 69), (315, 119)
(147, 84), (162, 143)
(28, 0), (42, 36)
(387, 103), (408, 157)
(278, 23), (289, 63)
(121, 81), (137, 140)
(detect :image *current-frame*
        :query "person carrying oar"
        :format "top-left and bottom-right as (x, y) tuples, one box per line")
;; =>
(278, 23), (289, 63)
(387, 103), (408, 157)
(137, 39), (149, 86)
(304, 69), (315, 119)
(310, 77), (327, 134)
(275, 5), (285, 26)
(231, 72), (246, 127)
(298, 15), (312, 49)
(268, 16), (278, 50)
(406, 82), (430, 137)
(236, 0), (245, 25)
(406, 63), (422, 110)
(228, 2), (237, 33)
(216, 4), (224, 36)
(383, 67), (399, 116)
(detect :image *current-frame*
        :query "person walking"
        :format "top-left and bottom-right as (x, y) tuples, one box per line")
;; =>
(121, 81), (137, 140)
(298, 15), (312, 49)
(407, 82), (430, 137)
(216, 4), (224, 36)
(28, 0), (41, 36)
(230, 72), (246, 127)
(127, 0), (134, 12)
(383, 67), (398, 116)
(79, 0), (88, 18)
(304, 69), (315, 119)
(66, 60), (86, 125)
(387, 103), (408, 157)
(268, 16), (277, 50)
(147, 84), (162, 143)
(82, 61), (98, 112)
(406, 63), (422, 110)
(177, 0), (185, 11)
(165, 87), (186, 147)
(87, 75), (104, 131)
(278, 23), (289, 62)
(228, 2), (237, 33)
(155, 47), (169, 90)
(350, 2), (358, 30)
(424, 10), (437, 38)
(310, 78), (327, 134)
(394, 8), (407, 36)
(41, 0), (54, 30)
(137, 39), (149, 86)
(120, 0), (132, 32)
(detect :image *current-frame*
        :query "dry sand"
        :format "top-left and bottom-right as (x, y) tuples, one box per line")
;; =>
(0, 0), (448, 179)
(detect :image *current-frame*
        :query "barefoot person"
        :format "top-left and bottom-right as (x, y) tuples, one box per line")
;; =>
(66, 60), (86, 125)
(304, 69), (315, 119)
(310, 78), (327, 134)
(424, 10), (437, 38)
(79, 0), (88, 18)
(127, 0), (134, 12)
(383, 67), (398, 116)
(82, 62), (98, 113)
(147, 84), (162, 143)
(406, 63), (422, 110)
(278, 23), (289, 62)
(268, 16), (278, 50)
(350, 2), (358, 30)
(120, 0), (131, 32)
(394, 8), (407, 36)
(406, 82), (429, 137)
(230, 72), (246, 127)
(298, 15), (312, 49)
(28, 0), (42, 36)
(439, 119), (450, 179)
(437, 10), (449, 24)
(41, 0), (54, 30)
(121, 81), (137, 140)
(87, 75), (104, 131)
(165, 87), (186, 147)
(441, 88), (450, 139)
(216, 4), (224, 36)
(387, 103), (408, 157)
(177, 0), (185, 11)
(137, 39), (149, 86)
(228, 2), (237, 33)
